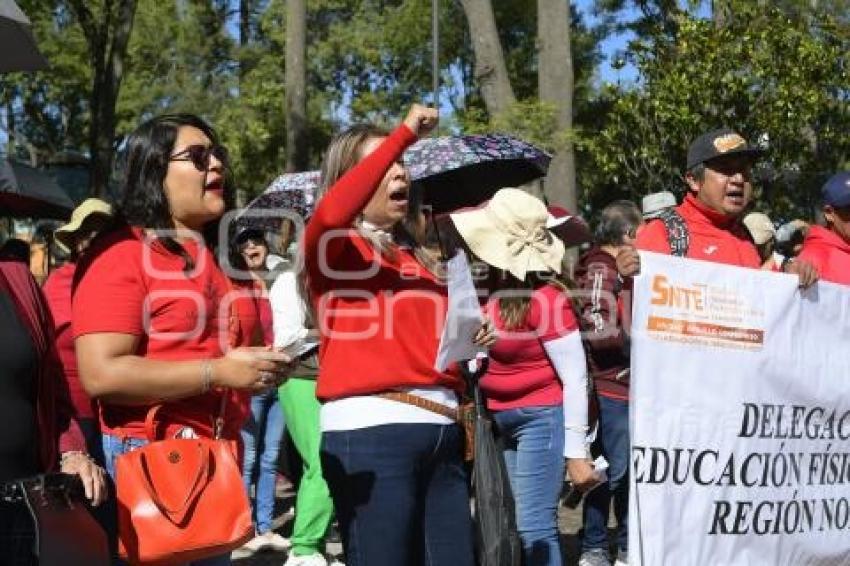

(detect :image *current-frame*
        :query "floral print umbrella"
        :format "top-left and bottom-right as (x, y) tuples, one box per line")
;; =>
(236, 171), (319, 233)
(404, 134), (551, 214)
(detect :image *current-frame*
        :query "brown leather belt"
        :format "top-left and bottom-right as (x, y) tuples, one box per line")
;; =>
(375, 391), (460, 422)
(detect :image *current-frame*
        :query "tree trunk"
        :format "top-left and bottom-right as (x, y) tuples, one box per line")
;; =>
(712, 0), (731, 27)
(285, 0), (308, 172)
(537, 0), (576, 212)
(69, 0), (137, 198)
(458, 0), (516, 117)
(235, 0), (253, 206)
(239, 0), (252, 84)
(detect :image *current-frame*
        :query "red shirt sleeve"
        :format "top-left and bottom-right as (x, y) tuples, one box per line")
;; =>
(43, 264), (74, 330)
(303, 124), (418, 281)
(635, 219), (672, 254)
(527, 284), (578, 342)
(72, 235), (146, 338)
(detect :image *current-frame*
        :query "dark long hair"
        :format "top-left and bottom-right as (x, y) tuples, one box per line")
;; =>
(119, 113), (234, 271)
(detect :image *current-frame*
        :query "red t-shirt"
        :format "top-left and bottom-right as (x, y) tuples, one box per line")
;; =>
(43, 262), (94, 419)
(72, 226), (258, 439)
(480, 283), (578, 411)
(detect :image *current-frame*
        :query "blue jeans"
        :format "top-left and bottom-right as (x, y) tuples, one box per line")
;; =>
(581, 395), (629, 554)
(320, 423), (474, 566)
(241, 389), (286, 534)
(102, 433), (233, 566)
(493, 405), (565, 566)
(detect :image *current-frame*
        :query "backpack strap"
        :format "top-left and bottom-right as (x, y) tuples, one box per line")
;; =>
(656, 208), (690, 257)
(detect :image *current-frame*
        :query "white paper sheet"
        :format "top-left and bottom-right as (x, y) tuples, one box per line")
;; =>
(434, 251), (486, 371)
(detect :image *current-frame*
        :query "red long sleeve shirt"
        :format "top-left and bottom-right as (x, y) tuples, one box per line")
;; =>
(304, 125), (464, 401)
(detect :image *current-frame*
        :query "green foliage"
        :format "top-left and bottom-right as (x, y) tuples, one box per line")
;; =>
(581, 0), (850, 220)
(1, 0), (91, 160)
(308, 0), (471, 125)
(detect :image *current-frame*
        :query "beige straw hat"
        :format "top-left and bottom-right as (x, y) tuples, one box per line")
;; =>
(450, 188), (565, 280)
(55, 198), (113, 252)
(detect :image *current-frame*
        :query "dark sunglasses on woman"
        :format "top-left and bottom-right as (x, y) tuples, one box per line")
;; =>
(170, 144), (229, 171)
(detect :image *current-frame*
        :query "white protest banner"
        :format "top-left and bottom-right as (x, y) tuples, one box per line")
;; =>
(629, 252), (850, 566)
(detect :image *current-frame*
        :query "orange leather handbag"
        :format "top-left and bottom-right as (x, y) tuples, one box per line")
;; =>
(115, 396), (253, 565)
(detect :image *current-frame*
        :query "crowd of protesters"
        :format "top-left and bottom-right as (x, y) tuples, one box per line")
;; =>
(1, 101), (848, 566)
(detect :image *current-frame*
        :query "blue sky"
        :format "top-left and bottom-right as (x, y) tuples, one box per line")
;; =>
(577, 0), (712, 86)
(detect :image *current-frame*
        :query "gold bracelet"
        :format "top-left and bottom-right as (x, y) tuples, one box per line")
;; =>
(201, 359), (213, 393)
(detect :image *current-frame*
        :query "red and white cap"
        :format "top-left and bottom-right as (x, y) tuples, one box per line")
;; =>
(546, 205), (592, 247)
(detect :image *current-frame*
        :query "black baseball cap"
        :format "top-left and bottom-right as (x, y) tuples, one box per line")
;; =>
(822, 172), (850, 208)
(686, 128), (762, 170)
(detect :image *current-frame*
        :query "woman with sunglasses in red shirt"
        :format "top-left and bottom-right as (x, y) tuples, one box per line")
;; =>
(72, 114), (294, 565)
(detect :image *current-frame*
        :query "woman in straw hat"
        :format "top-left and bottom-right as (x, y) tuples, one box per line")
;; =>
(302, 104), (495, 566)
(450, 188), (597, 566)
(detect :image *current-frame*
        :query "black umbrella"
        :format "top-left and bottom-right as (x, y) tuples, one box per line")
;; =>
(461, 360), (523, 566)
(0, 0), (49, 73)
(405, 134), (551, 214)
(0, 159), (74, 219)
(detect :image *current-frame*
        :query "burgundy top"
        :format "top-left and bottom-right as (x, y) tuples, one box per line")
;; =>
(0, 258), (85, 471)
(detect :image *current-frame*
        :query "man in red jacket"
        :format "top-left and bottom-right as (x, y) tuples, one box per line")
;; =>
(797, 172), (850, 285)
(617, 128), (817, 286)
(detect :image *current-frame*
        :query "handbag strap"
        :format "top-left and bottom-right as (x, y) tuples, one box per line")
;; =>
(143, 387), (231, 442)
(214, 390), (228, 440)
(143, 405), (163, 442)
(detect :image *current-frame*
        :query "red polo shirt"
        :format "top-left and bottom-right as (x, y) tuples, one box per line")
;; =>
(72, 226), (257, 439)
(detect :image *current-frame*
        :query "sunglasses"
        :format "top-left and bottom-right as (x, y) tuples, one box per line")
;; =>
(169, 144), (229, 171)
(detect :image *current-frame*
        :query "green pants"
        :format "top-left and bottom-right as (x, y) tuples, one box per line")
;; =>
(278, 377), (334, 556)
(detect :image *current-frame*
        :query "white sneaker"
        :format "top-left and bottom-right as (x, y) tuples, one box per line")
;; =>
(614, 550), (629, 566)
(240, 531), (291, 554)
(235, 533), (264, 556)
(579, 548), (611, 566)
(284, 552), (329, 566)
(260, 531), (292, 552)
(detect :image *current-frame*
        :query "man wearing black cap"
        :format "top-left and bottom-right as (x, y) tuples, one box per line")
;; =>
(635, 128), (764, 265)
(616, 128), (817, 286)
(797, 172), (850, 285)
